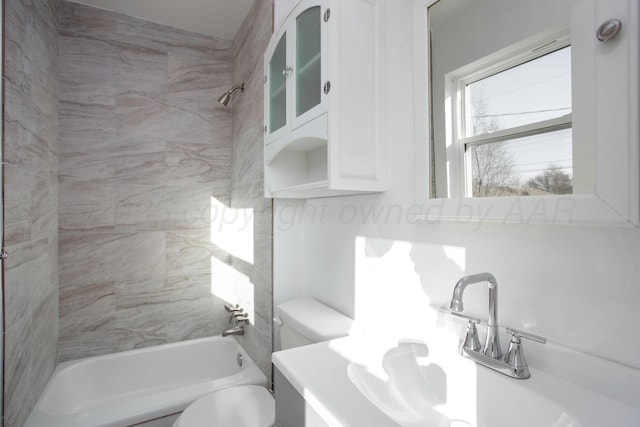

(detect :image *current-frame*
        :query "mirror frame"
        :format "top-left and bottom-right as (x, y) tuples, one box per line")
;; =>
(412, 0), (639, 227)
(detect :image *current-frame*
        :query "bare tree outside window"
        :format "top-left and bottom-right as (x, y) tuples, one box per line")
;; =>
(527, 164), (573, 194)
(469, 95), (520, 197)
(470, 143), (520, 196)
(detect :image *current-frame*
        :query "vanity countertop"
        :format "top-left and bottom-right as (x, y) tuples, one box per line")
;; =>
(272, 326), (640, 427)
(272, 336), (399, 427)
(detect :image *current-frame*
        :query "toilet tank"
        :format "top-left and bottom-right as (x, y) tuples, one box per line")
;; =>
(276, 299), (354, 350)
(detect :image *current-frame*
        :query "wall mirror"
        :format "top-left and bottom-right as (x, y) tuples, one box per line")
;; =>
(413, 0), (639, 226)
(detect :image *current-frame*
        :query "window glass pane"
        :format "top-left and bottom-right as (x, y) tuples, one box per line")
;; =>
(296, 6), (322, 117)
(468, 128), (572, 197)
(269, 33), (287, 134)
(467, 46), (572, 136)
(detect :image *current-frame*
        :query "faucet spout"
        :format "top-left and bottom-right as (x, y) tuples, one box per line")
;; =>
(222, 325), (245, 337)
(450, 272), (501, 359)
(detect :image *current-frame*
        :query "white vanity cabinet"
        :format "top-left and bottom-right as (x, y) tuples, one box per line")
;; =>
(264, 0), (386, 198)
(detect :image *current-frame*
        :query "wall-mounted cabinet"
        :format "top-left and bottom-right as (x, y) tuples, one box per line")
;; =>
(264, 0), (386, 198)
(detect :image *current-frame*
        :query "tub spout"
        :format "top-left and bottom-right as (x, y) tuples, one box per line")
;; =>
(222, 326), (244, 337)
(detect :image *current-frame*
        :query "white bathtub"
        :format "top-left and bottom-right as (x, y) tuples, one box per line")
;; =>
(25, 336), (267, 427)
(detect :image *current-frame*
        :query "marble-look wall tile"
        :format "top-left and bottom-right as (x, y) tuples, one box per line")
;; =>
(166, 142), (232, 186)
(4, 238), (53, 329)
(165, 91), (233, 146)
(4, 164), (33, 246)
(58, 1), (239, 362)
(59, 281), (115, 337)
(232, 124), (266, 188)
(4, 0), (59, 425)
(59, 0), (116, 41)
(58, 177), (115, 231)
(166, 229), (228, 278)
(59, 35), (116, 86)
(232, 0), (274, 81)
(5, 315), (36, 427)
(109, 138), (166, 186)
(59, 231), (166, 288)
(231, 55), (265, 139)
(4, 0), (31, 90)
(4, 81), (49, 173)
(115, 92), (171, 139)
(113, 42), (168, 96)
(229, 0), (275, 383)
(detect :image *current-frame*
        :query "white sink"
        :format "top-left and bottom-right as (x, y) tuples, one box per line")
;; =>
(273, 324), (640, 427)
(347, 340), (578, 427)
(341, 332), (639, 427)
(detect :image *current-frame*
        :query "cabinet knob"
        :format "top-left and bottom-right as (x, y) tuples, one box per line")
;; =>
(596, 19), (622, 42)
(283, 66), (293, 77)
(324, 81), (331, 95)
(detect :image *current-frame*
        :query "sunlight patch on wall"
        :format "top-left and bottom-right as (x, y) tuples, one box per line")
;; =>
(354, 236), (427, 335)
(443, 245), (466, 271)
(353, 236), (467, 336)
(210, 255), (255, 321)
(210, 197), (254, 264)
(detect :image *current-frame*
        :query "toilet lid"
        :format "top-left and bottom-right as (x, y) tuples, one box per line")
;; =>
(176, 385), (275, 427)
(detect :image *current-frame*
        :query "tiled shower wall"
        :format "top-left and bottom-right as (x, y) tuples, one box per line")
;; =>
(229, 0), (274, 378)
(3, 0), (60, 425)
(57, 1), (238, 361)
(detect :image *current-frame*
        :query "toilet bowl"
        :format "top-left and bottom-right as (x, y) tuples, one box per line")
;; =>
(174, 298), (353, 427)
(172, 386), (274, 427)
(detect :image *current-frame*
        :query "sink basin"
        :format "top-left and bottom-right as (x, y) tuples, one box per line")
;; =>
(348, 343), (578, 427)
(273, 323), (640, 427)
(347, 341), (453, 426)
(337, 331), (640, 427)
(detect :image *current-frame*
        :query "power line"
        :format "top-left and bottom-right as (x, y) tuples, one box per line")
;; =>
(471, 107), (571, 119)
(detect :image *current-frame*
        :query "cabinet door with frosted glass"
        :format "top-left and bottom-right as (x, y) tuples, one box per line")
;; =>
(291, 0), (328, 130)
(265, 29), (288, 144)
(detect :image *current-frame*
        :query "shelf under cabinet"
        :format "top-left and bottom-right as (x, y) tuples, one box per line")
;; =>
(269, 180), (378, 199)
(265, 113), (328, 164)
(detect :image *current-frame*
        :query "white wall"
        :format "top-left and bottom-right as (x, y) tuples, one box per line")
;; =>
(274, 0), (640, 370)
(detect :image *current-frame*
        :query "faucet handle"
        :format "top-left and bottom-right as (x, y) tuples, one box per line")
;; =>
(504, 328), (546, 377)
(505, 328), (546, 344)
(461, 320), (481, 352)
(451, 311), (481, 325)
(224, 304), (243, 313)
(233, 314), (250, 325)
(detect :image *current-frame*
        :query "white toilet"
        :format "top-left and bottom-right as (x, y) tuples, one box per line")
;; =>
(172, 298), (354, 427)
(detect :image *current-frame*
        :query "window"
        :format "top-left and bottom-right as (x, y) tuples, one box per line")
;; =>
(449, 37), (572, 197)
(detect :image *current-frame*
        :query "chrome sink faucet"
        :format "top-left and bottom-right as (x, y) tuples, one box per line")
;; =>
(449, 273), (546, 379)
(450, 272), (501, 359)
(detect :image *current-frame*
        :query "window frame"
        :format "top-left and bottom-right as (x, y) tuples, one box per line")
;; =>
(446, 32), (573, 198)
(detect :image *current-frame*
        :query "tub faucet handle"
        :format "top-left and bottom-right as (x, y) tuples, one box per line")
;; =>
(224, 304), (243, 313)
(230, 311), (248, 323)
(233, 314), (250, 325)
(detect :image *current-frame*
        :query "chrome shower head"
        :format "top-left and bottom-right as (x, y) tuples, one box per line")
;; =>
(217, 84), (244, 106)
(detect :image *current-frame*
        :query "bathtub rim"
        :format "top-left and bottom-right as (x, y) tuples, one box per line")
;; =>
(25, 335), (268, 427)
